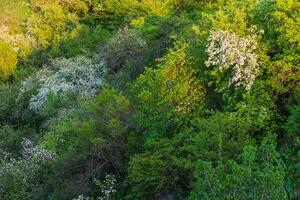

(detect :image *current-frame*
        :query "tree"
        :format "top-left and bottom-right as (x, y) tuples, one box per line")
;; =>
(98, 27), (147, 88)
(39, 89), (131, 199)
(189, 135), (287, 200)
(126, 110), (256, 199)
(130, 43), (206, 139)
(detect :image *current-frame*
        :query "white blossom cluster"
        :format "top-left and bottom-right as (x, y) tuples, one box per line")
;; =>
(73, 175), (117, 200)
(20, 56), (106, 111)
(73, 195), (89, 200)
(96, 174), (117, 200)
(205, 30), (260, 90)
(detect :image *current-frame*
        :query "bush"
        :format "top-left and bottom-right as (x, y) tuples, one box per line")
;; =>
(0, 139), (54, 200)
(98, 27), (147, 88)
(0, 40), (17, 81)
(130, 43), (205, 139)
(20, 56), (106, 111)
(0, 125), (24, 155)
(26, 0), (77, 48)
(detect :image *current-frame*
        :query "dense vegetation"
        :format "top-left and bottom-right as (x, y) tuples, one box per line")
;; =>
(0, 0), (299, 199)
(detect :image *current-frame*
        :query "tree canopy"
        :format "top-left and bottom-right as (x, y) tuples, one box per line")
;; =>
(0, 0), (299, 199)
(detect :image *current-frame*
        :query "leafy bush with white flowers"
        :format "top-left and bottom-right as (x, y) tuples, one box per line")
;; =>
(0, 138), (54, 199)
(95, 174), (117, 200)
(73, 174), (117, 200)
(205, 29), (260, 90)
(21, 56), (106, 111)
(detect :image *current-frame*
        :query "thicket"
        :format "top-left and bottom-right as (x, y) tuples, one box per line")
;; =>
(0, 0), (299, 199)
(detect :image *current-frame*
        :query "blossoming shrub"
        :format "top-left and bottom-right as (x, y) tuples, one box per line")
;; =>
(95, 174), (117, 200)
(0, 138), (53, 200)
(20, 56), (106, 111)
(205, 29), (260, 90)
(73, 174), (117, 200)
(0, 40), (17, 81)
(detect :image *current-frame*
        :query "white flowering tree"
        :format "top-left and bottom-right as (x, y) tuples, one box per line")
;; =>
(20, 56), (106, 111)
(205, 29), (260, 90)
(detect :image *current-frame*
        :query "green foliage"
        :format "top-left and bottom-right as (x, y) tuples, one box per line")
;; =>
(59, 24), (110, 57)
(85, 0), (148, 28)
(0, 0), (299, 199)
(0, 76), (39, 127)
(98, 27), (147, 88)
(130, 43), (206, 139)
(189, 135), (287, 200)
(42, 88), (130, 157)
(39, 89), (130, 199)
(0, 126), (24, 155)
(260, 0), (300, 117)
(272, 0), (300, 54)
(126, 108), (260, 199)
(284, 89), (300, 198)
(286, 89), (300, 138)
